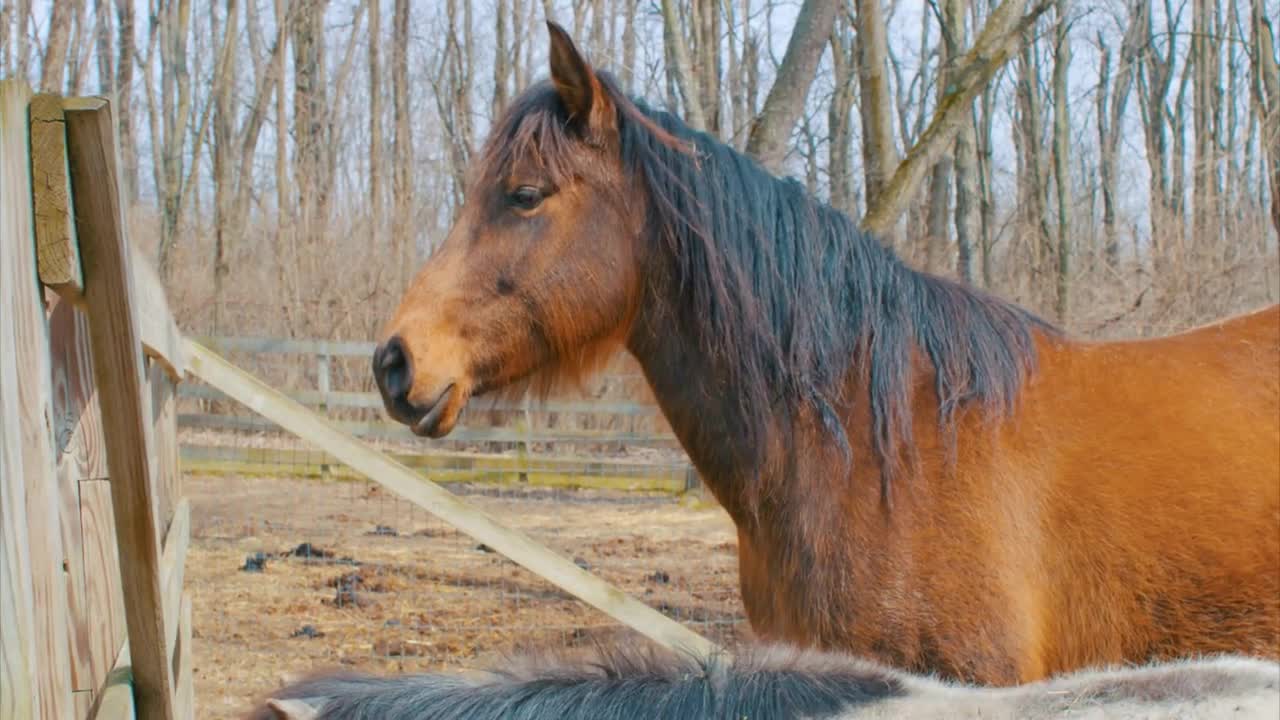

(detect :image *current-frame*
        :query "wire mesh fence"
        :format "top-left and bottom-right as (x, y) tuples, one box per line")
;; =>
(180, 338), (748, 718)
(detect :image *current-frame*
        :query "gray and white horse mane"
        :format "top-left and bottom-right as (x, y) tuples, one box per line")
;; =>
(246, 642), (1280, 720)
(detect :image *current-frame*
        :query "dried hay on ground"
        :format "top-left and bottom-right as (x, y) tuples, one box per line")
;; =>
(186, 473), (745, 719)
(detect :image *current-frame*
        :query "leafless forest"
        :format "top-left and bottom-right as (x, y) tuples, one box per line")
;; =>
(4, 0), (1278, 351)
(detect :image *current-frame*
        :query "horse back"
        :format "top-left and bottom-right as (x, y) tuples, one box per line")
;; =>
(1012, 303), (1280, 675)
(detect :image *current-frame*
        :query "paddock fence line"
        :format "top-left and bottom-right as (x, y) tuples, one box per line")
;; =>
(1, 82), (192, 719)
(177, 335), (704, 496)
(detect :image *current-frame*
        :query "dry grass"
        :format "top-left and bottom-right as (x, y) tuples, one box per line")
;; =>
(186, 473), (745, 719)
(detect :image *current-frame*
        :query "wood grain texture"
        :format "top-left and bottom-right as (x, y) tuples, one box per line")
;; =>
(47, 290), (109, 481)
(149, 363), (179, 539)
(128, 243), (186, 380)
(0, 76), (41, 720)
(90, 642), (134, 720)
(186, 340), (720, 660)
(173, 594), (193, 720)
(29, 92), (84, 298)
(8, 88), (76, 720)
(65, 95), (176, 719)
(160, 499), (189, 666)
(79, 480), (127, 701)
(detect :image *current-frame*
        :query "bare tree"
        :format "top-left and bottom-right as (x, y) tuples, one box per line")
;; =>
(115, 0), (137, 202)
(392, 0), (414, 281)
(660, 0), (707, 130)
(1, 2), (10, 74)
(369, 0), (383, 240)
(66, 0), (90, 93)
(1096, 4), (1142, 268)
(39, 0), (72, 90)
(94, 0), (113, 95)
(1051, 0), (1071, 321)
(211, 0), (240, 330)
(862, 0), (1053, 237)
(828, 10), (858, 217)
(1191, 0), (1222, 253)
(745, 0), (839, 170)
(1253, 4), (1279, 239)
(859, 0), (904, 213)
(155, 0), (194, 279)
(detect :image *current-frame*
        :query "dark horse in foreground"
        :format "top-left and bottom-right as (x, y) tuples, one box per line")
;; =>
(251, 645), (1280, 719)
(372, 23), (1280, 685)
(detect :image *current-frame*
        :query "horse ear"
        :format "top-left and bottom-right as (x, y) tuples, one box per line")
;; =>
(546, 20), (615, 140)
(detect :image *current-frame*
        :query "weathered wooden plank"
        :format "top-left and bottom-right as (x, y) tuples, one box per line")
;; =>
(29, 93), (84, 298)
(65, 95), (176, 720)
(0, 76), (41, 720)
(47, 291), (109, 481)
(150, 365), (179, 538)
(179, 380), (662, 416)
(90, 642), (134, 720)
(9, 162), (77, 720)
(173, 594), (192, 720)
(196, 335), (375, 357)
(128, 243), (186, 381)
(175, 411), (678, 447)
(80, 480), (128, 701)
(186, 340), (719, 659)
(159, 499), (189, 667)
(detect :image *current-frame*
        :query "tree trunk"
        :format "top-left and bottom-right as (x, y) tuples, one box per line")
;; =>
(66, 0), (89, 94)
(621, 0), (636, 91)
(660, 0), (706, 131)
(1252, 4), (1279, 240)
(855, 0), (898, 211)
(369, 0), (382, 243)
(951, 0), (979, 284)
(40, 0), (72, 91)
(17, 0), (31, 78)
(745, 0), (839, 171)
(1192, 0), (1221, 254)
(115, 0), (137, 202)
(212, 0), (240, 332)
(392, 0), (413, 284)
(157, 0), (194, 281)
(828, 15), (857, 216)
(94, 0), (113, 95)
(1051, 0), (1071, 323)
(861, 0), (1052, 237)
(494, 0), (508, 116)
(1, 2), (10, 75)
(291, 0), (330, 244)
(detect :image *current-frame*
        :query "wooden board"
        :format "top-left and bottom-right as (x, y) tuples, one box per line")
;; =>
(150, 364), (180, 538)
(159, 500), (189, 666)
(186, 340), (719, 660)
(128, 242), (186, 380)
(178, 444), (690, 494)
(47, 291), (109, 480)
(65, 95), (176, 720)
(0, 76), (41, 720)
(29, 92), (84, 298)
(7, 97), (77, 715)
(173, 594), (193, 720)
(91, 643), (134, 720)
(79, 480), (128, 701)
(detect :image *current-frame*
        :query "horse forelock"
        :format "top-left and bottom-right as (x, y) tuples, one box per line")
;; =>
(470, 70), (1056, 504)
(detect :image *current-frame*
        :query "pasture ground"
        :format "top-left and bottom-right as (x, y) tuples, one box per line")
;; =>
(185, 473), (746, 718)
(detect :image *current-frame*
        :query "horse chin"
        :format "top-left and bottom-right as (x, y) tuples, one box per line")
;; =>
(411, 382), (471, 439)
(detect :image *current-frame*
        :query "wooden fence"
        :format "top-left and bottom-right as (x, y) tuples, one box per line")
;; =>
(2, 77), (719, 720)
(178, 336), (702, 494)
(1, 82), (192, 719)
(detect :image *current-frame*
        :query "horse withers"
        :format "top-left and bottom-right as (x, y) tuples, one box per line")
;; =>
(250, 643), (1280, 719)
(371, 21), (1280, 685)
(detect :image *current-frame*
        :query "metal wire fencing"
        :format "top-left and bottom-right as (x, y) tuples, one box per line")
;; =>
(179, 337), (747, 718)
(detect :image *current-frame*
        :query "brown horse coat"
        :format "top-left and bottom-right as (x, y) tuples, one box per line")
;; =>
(372, 22), (1280, 685)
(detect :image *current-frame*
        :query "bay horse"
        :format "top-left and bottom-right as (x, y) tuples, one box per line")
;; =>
(251, 644), (1280, 719)
(372, 22), (1280, 685)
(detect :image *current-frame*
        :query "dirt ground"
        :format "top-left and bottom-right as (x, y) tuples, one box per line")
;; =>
(186, 473), (746, 718)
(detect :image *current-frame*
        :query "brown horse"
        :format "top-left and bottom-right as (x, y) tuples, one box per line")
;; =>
(372, 22), (1280, 686)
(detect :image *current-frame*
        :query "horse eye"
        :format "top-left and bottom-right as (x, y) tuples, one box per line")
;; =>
(508, 186), (544, 211)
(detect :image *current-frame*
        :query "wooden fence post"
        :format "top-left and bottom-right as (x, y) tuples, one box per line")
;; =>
(64, 95), (177, 720)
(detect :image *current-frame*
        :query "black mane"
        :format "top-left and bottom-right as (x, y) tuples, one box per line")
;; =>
(477, 74), (1056, 499)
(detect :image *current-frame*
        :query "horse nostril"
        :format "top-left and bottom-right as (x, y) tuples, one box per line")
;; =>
(373, 335), (413, 401)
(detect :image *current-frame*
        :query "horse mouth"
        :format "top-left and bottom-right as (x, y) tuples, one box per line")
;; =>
(411, 382), (461, 438)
